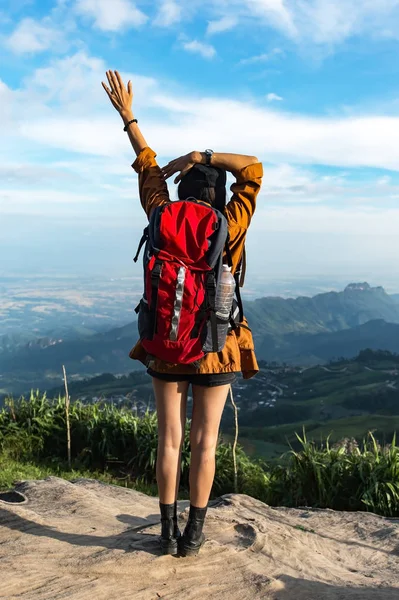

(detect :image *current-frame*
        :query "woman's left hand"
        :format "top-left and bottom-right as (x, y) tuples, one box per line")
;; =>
(102, 70), (133, 118)
(161, 151), (202, 184)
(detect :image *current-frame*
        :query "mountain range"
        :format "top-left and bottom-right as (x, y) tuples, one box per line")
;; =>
(2, 282), (399, 396)
(244, 283), (399, 336)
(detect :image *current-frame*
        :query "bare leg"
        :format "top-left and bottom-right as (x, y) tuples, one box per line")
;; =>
(153, 378), (189, 504)
(189, 383), (230, 508)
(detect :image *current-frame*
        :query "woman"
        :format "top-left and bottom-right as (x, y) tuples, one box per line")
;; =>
(102, 70), (263, 557)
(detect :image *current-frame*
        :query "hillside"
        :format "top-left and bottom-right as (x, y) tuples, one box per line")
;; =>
(0, 322), (140, 396)
(1, 478), (398, 599)
(228, 350), (399, 460)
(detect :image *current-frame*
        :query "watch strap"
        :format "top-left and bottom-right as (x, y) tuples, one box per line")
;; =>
(205, 149), (214, 166)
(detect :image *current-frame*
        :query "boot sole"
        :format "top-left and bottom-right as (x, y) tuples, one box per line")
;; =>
(160, 539), (179, 555)
(178, 536), (205, 557)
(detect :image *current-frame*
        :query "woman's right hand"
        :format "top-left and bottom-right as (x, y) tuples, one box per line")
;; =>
(102, 70), (133, 119)
(161, 151), (202, 184)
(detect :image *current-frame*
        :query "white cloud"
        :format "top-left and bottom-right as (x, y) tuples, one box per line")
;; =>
(244, 0), (298, 37)
(207, 16), (238, 35)
(0, 189), (98, 217)
(259, 164), (399, 208)
(3, 49), (399, 230)
(0, 163), (85, 185)
(253, 205), (399, 236)
(239, 48), (283, 65)
(154, 0), (181, 27)
(182, 39), (216, 59)
(2, 51), (399, 172)
(287, 0), (399, 45)
(266, 92), (283, 102)
(4, 18), (61, 54)
(74, 0), (147, 31)
(224, 0), (399, 47)
(182, 0), (399, 53)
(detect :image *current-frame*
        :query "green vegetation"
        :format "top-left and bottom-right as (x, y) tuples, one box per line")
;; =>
(1, 392), (399, 517)
(0, 456), (160, 496)
(269, 430), (399, 517)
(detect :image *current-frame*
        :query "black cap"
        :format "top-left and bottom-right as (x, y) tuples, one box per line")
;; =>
(178, 164), (227, 211)
(186, 164), (227, 187)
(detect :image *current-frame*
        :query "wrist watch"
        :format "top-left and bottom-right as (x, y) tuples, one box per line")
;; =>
(204, 149), (214, 166)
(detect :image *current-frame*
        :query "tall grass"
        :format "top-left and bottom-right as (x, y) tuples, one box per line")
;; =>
(1, 393), (399, 517)
(268, 429), (399, 517)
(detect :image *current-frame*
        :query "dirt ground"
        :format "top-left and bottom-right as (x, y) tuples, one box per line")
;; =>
(1, 477), (398, 599)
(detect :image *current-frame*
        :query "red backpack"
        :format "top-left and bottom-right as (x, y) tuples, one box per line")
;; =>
(133, 198), (244, 366)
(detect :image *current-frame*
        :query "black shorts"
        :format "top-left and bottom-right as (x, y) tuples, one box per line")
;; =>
(147, 368), (238, 387)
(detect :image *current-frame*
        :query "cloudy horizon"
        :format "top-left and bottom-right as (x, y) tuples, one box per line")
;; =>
(1, 1), (399, 289)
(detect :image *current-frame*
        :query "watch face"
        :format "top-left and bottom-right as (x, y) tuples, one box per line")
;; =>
(205, 149), (213, 155)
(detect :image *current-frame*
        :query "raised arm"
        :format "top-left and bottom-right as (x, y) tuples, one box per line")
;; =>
(102, 70), (170, 218)
(102, 70), (148, 156)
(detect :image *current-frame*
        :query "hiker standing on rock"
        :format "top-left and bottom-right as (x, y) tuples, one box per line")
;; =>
(103, 71), (263, 557)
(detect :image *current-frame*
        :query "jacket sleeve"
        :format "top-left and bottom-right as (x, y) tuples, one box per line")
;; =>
(224, 162), (263, 230)
(132, 147), (170, 219)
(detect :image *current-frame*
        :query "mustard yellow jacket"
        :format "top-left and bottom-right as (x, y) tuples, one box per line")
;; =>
(129, 147), (263, 380)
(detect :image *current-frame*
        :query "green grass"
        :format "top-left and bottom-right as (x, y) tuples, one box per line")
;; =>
(0, 457), (56, 490)
(0, 455), (161, 496)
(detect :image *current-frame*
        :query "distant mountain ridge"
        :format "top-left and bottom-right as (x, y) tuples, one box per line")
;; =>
(245, 282), (399, 337)
(2, 282), (399, 395)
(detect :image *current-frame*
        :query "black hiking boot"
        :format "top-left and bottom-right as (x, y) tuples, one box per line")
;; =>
(159, 501), (181, 555)
(178, 504), (208, 557)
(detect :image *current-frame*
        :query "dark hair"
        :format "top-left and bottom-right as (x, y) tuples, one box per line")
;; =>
(177, 164), (227, 213)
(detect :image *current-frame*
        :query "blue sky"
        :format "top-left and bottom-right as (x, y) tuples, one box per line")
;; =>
(1, 0), (399, 289)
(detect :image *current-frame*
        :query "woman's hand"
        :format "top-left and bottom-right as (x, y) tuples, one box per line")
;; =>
(102, 70), (133, 118)
(161, 151), (202, 184)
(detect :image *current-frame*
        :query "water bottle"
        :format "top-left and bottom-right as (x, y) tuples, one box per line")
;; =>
(215, 265), (235, 321)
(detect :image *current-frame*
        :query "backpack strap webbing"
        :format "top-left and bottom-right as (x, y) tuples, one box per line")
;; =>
(149, 260), (162, 340)
(238, 246), (247, 288)
(206, 271), (219, 352)
(234, 272), (244, 323)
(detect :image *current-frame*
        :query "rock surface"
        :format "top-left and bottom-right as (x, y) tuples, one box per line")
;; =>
(1, 477), (399, 599)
